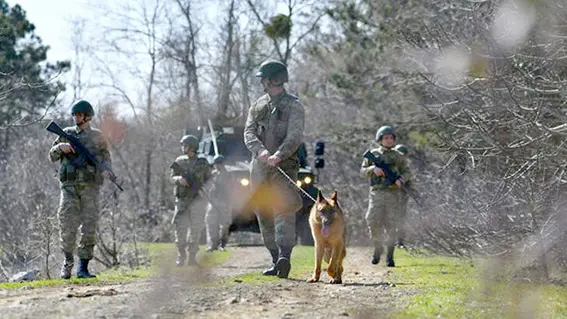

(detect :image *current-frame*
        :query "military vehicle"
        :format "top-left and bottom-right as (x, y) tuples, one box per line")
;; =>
(192, 122), (325, 245)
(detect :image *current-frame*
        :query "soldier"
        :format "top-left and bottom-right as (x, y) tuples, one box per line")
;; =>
(205, 155), (234, 252)
(48, 100), (112, 279)
(394, 144), (410, 248)
(244, 59), (304, 279)
(360, 126), (410, 267)
(170, 135), (210, 266)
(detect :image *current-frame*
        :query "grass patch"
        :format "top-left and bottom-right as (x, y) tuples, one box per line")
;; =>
(0, 243), (231, 290)
(389, 250), (567, 318)
(221, 245), (315, 285)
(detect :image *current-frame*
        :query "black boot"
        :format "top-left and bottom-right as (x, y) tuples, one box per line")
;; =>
(77, 259), (96, 278)
(60, 252), (74, 279)
(386, 244), (396, 267)
(219, 236), (228, 251)
(372, 245), (383, 265)
(276, 246), (293, 279)
(262, 249), (279, 276)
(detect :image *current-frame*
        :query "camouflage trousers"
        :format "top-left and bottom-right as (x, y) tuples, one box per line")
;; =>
(205, 202), (232, 248)
(397, 191), (409, 240)
(173, 197), (207, 254)
(57, 184), (101, 260)
(250, 159), (302, 252)
(365, 188), (402, 247)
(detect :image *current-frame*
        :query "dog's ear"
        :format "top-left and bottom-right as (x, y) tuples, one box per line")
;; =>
(330, 190), (338, 201)
(316, 190), (324, 203)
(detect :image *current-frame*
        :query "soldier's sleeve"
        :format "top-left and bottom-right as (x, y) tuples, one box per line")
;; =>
(360, 157), (376, 178)
(48, 135), (65, 162)
(99, 134), (113, 171)
(397, 156), (411, 183)
(196, 160), (211, 186)
(170, 158), (181, 184)
(244, 103), (267, 156)
(273, 101), (305, 160)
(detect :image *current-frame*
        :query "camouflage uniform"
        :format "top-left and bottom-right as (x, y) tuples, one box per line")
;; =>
(360, 143), (410, 266)
(205, 167), (234, 251)
(171, 153), (210, 265)
(49, 122), (111, 278)
(394, 144), (410, 247)
(244, 90), (304, 276)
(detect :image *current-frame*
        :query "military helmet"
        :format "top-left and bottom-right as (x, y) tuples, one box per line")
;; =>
(395, 144), (408, 155)
(71, 100), (95, 117)
(375, 125), (396, 141)
(213, 154), (225, 165)
(180, 135), (199, 150)
(256, 59), (288, 83)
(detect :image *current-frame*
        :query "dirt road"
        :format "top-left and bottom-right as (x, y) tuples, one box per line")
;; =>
(0, 246), (406, 319)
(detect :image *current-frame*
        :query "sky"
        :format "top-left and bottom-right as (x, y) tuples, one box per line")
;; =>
(8, 0), (291, 118)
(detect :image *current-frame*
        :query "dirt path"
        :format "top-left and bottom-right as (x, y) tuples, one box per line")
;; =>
(0, 246), (406, 319)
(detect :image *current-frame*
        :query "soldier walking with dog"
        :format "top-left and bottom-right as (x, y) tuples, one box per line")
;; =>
(48, 100), (113, 279)
(244, 59), (304, 279)
(360, 126), (410, 267)
(205, 155), (234, 252)
(170, 135), (211, 266)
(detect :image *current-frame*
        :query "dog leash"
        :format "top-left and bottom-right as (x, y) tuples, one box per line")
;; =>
(276, 166), (317, 203)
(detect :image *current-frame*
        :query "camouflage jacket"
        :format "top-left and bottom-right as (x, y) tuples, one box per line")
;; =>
(170, 154), (210, 199)
(49, 125), (111, 187)
(208, 168), (234, 203)
(244, 90), (305, 163)
(360, 145), (410, 189)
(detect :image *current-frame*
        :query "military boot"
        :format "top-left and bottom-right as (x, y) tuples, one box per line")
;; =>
(219, 237), (228, 252)
(386, 244), (396, 267)
(60, 252), (74, 279)
(372, 245), (383, 265)
(262, 249), (280, 276)
(205, 244), (217, 252)
(176, 248), (187, 267)
(276, 246), (293, 279)
(76, 259), (97, 278)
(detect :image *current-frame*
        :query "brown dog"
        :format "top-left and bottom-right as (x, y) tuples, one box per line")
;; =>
(307, 190), (347, 284)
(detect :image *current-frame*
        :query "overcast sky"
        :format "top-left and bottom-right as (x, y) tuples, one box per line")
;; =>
(8, 1), (292, 117)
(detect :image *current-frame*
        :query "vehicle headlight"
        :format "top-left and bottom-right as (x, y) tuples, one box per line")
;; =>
(296, 180), (302, 187)
(304, 176), (312, 184)
(240, 178), (250, 186)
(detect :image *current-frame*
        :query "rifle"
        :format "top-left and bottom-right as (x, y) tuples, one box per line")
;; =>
(170, 161), (225, 214)
(46, 121), (124, 191)
(362, 149), (421, 205)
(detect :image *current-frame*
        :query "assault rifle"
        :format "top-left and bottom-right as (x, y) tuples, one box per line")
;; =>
(170, 161), (225, 214)
(362, 150), (421, 204)
(46, 121), (123, 191)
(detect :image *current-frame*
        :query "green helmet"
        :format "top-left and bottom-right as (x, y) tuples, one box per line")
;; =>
(375, 125), (396, 141)
(180, 135), (199, 150)
(213, 154), (225, 165)
(395, 144), (408, 155)
(256, 59), (288, 83)
(71, 100), (94, 117)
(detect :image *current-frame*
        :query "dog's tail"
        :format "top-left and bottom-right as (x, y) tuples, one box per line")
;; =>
(323, 248), (331, 264)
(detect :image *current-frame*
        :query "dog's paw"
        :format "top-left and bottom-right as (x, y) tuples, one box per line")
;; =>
(307, 277), (319, 283)
(329, 278), (342, 284)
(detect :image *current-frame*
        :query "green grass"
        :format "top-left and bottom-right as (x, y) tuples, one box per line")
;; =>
(220, 245), (314, 285)
(0, 243), (231, 290)
(389, 250), (567, 319)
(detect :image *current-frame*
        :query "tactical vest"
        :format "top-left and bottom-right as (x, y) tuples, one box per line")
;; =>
(58, 128), (104, 186)
(369, 147), (402, 190)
